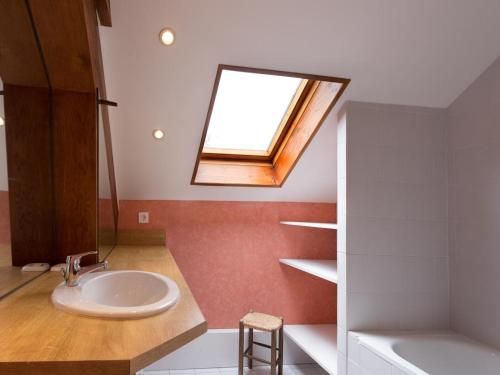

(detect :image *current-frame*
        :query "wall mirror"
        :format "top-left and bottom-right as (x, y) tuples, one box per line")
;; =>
(0, 84), (47, 298)
(0, 0), (119, 297)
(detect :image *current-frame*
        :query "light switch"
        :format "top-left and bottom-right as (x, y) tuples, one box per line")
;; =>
(138, 212), (149, 224)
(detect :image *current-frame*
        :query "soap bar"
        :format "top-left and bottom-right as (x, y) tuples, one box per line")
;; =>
(50, 264), (66, 272)
(21, 263), (50, 272)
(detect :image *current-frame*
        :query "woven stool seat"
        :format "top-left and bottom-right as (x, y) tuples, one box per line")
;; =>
(241, 312), (283, 332)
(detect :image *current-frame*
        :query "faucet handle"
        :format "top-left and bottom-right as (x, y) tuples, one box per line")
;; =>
(66, 251), (98, 264)
(65, 251), (98, 271)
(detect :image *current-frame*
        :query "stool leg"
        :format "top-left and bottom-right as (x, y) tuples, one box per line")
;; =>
(278, 324), (284, 375)
(248, 328), (254, 369)
(238, 321), (244, 375)
(271, 330), (277, 375)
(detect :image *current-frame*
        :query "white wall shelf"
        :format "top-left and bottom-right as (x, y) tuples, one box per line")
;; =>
(280, 221), (338, 230)
(284, 324), (338, 375)
(279, 259), (337, 283)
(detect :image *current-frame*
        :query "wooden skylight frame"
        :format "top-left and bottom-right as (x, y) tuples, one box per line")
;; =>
(192, 65), (350, 187)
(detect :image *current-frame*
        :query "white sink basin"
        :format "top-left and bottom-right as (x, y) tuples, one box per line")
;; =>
(51, 270), (180, 319)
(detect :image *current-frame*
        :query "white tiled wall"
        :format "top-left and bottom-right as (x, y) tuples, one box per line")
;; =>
(336, 112), (348, 375)
(448, 55), (500, 348)
(337, 102), (449, 373)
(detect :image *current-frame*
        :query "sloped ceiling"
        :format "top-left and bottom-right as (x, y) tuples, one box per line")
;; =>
(97, 0), (500, 202)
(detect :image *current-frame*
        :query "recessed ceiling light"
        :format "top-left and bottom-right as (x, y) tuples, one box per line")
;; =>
(0, 116), (4, 126)
(159, 27), (175, 46)
(153, 129), (165, 140)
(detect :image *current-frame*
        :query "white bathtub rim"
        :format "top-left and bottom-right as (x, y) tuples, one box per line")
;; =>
(351, 330), (441, 375)
(349, 329), (488, 375)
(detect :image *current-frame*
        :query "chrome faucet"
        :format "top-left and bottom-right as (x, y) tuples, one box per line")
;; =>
(61, 251), (108, 287)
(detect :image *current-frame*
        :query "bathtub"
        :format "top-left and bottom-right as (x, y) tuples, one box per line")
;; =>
(348, 330), (500, 375)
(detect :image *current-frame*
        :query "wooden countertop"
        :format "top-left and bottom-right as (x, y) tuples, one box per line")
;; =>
(0, 244), (47, 299)
(0, 245), (208, 375)
(0, 244), (12, 266)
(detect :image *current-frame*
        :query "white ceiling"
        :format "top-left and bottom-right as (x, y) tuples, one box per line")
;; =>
(75, 1), (500, 201)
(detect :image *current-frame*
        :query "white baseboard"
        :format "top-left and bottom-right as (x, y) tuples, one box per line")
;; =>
(143, 329), (313, 371)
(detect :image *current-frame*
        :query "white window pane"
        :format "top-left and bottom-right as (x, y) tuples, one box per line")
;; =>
(204, 70), (302, 152)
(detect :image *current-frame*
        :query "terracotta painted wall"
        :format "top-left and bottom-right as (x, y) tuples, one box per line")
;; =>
(119, 200), (337, 328)
(0, 191), (9, 245)
(99, 198), (114, 229)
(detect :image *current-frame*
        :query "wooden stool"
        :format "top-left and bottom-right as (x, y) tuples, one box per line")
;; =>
(238, 312), (284, 375)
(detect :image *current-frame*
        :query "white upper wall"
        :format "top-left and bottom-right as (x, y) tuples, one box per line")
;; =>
(99, 0), (500, 202)
(98, 109), (112, 199)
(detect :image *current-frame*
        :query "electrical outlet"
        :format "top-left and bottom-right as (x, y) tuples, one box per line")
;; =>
(138, 212), (149, 224)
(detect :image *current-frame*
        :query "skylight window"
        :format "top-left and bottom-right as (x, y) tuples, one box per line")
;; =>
(192, 65), (350, 187)
(203, 70), (304, 154)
